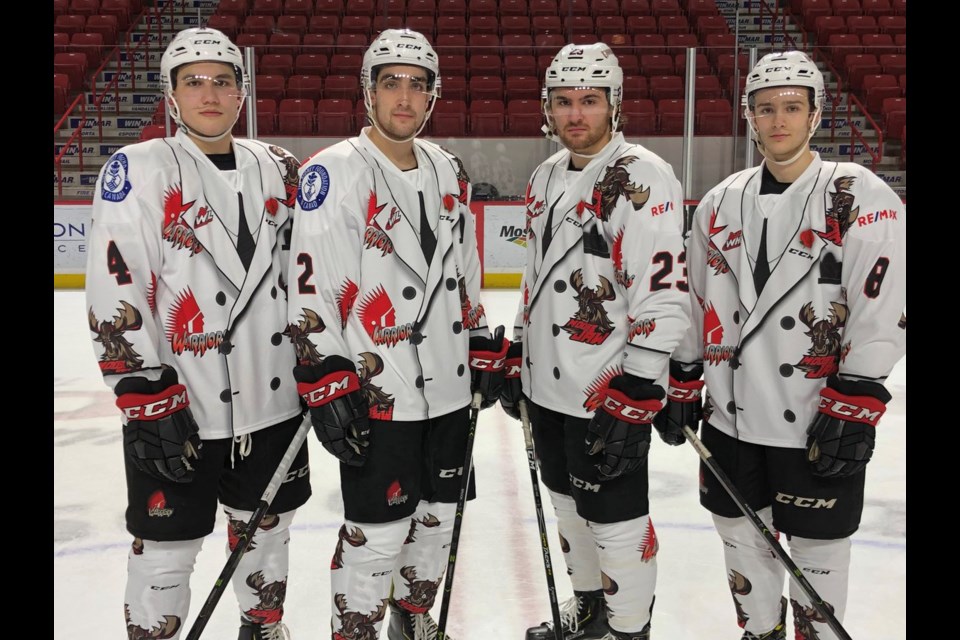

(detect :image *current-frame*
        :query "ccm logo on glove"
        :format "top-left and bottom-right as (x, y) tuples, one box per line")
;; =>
(298, 373), (361, 407)
(117, 385), (190, 420)
(817, 388), (885, 425)
(470, 354), (506, 371)
(601, 390), (662, 424)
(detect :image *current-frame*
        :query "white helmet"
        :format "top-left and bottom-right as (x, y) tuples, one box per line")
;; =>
(361, 29), (440, 142)
(542, 43), (624, 140)
(742, 50), (824, 165)
(160, 27), (247, 142)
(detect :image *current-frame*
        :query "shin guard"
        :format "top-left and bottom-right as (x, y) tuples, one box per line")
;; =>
(390, 501), (456, 614)
(591, 515), (658, 633)
(787, 536), (851, 640)
(124, 537), (204, 640)
(549, 490), (602, 592)
(225, 508), (295, 626)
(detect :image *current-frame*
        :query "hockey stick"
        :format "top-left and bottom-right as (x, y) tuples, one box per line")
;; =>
(682, 426), (853, 640)
(519, 399), (563, 640)
(185, 415), (312, 640)
(435, 389), (483, 640)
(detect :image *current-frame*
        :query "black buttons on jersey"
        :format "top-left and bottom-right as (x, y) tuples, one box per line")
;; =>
(726, 401), (736, 414)
(270, 377), (281, 390)
(457, 364), (465, 376)
(733, 311), (740, 324)
(271, 286), (278, 299)
(220, 389), (232, 403)
(415, 376), (424, 388)
(729, 356), (740, 369)
(446, 277), (458, 291)
(780, 316), (796, 330)
(219, 340), (233, 355)
(452, 321), (462, 334)
(271, 332), (283, 346)
(553, 367), (560, 379)
(216, 292), (227, 306)
(779, 364), (794, 377)
(783, 410), (796, 423)
(552, 324), (560, 336)
(403, 286), (416, 300)
(553, 280), (567, 293)
(526, 356), (532, 368)
(411, 332), (424, 345)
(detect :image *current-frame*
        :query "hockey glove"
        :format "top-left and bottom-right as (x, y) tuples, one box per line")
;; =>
(653, 361), (705, 446)
(585, 374), (665, 481)
(806, 376), (892, 478)
(294, 355), (371, 467)
(469, 325), (508, 410)
(115, 367), (202, 484)
(499, 340), (524, 420)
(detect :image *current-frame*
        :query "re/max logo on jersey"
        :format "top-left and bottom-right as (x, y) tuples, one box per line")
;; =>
(857, 209), (897, 227)
(650, 201), (673, 216)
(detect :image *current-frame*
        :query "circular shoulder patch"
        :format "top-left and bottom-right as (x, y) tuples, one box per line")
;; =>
(297, 164), (330, 211)
(100, 153), (132, 203)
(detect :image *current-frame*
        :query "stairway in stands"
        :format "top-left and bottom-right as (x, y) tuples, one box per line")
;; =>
(54, 0), (218, 200)
(716, 0), (905, 199)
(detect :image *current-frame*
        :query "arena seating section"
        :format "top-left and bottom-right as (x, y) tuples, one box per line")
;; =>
(54, 0), (905, 153)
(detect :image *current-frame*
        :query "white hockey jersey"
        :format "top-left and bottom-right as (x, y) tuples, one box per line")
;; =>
(287, 129), (487, 421)
(514, 132), (691, 419)
(673, 155), (906, 448)
(86, 130), (303, 440)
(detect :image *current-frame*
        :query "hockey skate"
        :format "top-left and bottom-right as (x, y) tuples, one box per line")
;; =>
(525, 589), (609, 640)
(741, 598), (787, 640)
(387, 599), (455, 640)
(239, 618), (291, 640)
(597, 623), (651, 640)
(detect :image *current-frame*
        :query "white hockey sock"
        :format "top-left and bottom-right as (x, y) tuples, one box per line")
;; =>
(591, 515), (658, 633)
(224, 507), (295, 625)
(391, 501), (456, 613)
(124, 537), (204, 640)
(787, 535), (851, 640)
(713, 510), (787, 634)
(330, 517), (409, 636)
(548, 490), (602, 592)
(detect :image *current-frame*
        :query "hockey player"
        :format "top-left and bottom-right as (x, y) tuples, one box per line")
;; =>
(286, 29), (506, 640)
(665, 51), (906, 639)
(499, 43), (691, 640)
(85, 27), (309, 640)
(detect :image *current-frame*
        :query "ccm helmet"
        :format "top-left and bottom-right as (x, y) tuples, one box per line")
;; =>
(361, 29), (440, 142)
(159, 28), (247, 142)
(542, 43), (624, 136)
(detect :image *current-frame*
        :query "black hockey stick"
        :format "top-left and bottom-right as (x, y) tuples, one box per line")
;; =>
(435, 389), (483, 640)
(682, 426), (853, 640)
(519, 399), (563, 640)
(185, 416), (312, 640)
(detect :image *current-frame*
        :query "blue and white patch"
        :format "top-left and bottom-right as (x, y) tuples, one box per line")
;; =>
(100, 153), (132, 202)
(298, 165), (330, 211)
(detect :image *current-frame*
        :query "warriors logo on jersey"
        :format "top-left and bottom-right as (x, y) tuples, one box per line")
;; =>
(395, 566), (442, 613)
(794, 301), (847, 378)
(337, 279), (359, 330)
(358, 352), (395, 420)
(285, 308), (326, 366)
(332, 525), (367, 570)
(166, 288), (224, 356)
(333, 595), (388, 640)
(270, 145), (300, 206)
(525, 182), (545, 220)
(592, 156), (651, 222)
(147, 490), (173, 518)
(244, 571), (286, 624)
(702, 300), (735, 365)
(627, 315), (656, 341)
(562, 269), (616, 345)
(612, 228), (635, 288)
(583, 365), (623, 412)
(818, 176), (860, 247)
(89, 301), (144, 373)
(161, 185), (201, 256)
(386, 479), (409, 506)
(363, 220), (395, 257)
(125, 605), (179, 640)
(357, 286), (413, 347)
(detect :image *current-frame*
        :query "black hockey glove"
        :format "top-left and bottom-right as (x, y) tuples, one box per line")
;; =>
(806, 376), (892, 479)
(499, 340), (524, 420)
(294, 355), (371, 467)
(115, 367), (202, 484)
(653, 361), (705, 446)
(469, 325), (508, 410)
(585, 374), (665, 481)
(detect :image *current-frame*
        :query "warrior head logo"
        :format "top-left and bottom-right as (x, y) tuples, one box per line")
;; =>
(89, 301), (144, 373)
(357, 286), (396, 340)
(524, 182), (545, 219)
(161, 185), (201, 255)
(284, 308), (327, 366)
(594, 156), (651, 221)
(337, 280), (360, 330)
(639, 519), (659, 562)
(562, 269), (616, 344)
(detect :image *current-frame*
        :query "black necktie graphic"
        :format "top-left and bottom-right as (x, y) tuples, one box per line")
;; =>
(753, 217), (771, 295)
(236, 194), (255, 271)
(418, 192), (436, 262)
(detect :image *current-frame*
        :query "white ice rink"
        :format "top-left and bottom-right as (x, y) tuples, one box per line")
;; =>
(54, 289), (906, 639)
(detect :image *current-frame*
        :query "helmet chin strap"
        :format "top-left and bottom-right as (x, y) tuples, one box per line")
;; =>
(166, 91), (245, 145)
